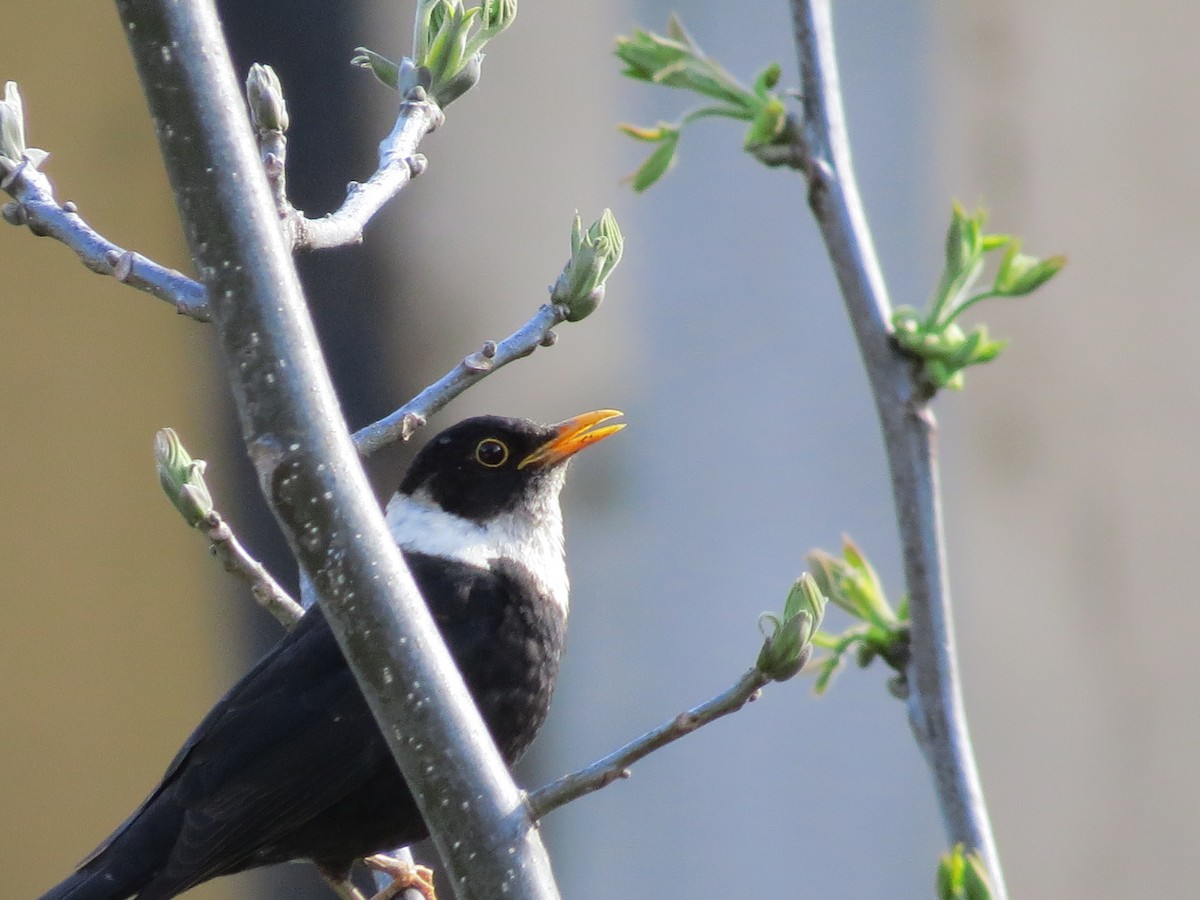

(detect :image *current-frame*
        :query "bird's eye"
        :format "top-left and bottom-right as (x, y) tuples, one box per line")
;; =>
(475, 438), (509, 468)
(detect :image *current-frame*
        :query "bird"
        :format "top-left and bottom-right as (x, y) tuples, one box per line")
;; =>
(37, 409), (625, 900)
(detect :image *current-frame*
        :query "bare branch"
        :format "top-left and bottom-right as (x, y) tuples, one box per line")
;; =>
(193, 508), (305, 627)
(287, 89), (441, 252)
(527, 668), (770, 819)
(354, 303), (567, 456)
(1, 160), (208, 320)
(788, 1), (1006, 895)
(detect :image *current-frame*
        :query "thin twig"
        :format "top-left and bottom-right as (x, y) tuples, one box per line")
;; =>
(0, 161), (209, 320)
(287, 88), (441, 252)
(353, 303), (566, 456)
(787, 1), (1006, 895)
(194, 509), (305, 627)
(526, 668), (770, 819)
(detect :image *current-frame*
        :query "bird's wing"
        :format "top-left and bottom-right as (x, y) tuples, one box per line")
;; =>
(80, 607), (383, 888)
(154, 652), (384, 890)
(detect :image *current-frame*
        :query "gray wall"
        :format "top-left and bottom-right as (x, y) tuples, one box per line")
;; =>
(937, 3), (1200, 897)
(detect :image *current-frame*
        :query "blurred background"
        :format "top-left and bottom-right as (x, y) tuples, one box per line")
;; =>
(3, 1), (1195, 898)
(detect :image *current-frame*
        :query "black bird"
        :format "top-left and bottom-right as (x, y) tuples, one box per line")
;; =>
(38, 410), (624, 900)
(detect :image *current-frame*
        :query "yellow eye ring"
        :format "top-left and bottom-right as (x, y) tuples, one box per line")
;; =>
(475, 438), (509, 468)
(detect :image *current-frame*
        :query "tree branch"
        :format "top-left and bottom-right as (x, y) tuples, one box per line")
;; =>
(115, 3), (560, 898)
(285, 89), (441, 252)
(526, 668), (770, 819)
(192, 506), (305, 627)
(353, 302), (567, 456)
(787, 2), (1006, 895)
(1, 160), (208, 319)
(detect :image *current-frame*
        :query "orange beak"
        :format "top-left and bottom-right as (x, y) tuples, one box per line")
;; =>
(518, 409), (625, 469)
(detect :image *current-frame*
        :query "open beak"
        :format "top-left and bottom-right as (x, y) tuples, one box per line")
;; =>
(519, 409), (625, 469)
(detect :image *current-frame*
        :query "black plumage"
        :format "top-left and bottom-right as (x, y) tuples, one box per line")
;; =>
(37, 411), (622, 900)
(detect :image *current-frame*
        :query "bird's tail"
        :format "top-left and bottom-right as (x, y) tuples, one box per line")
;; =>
(36, 773), (185, 900)
(35, 824), (172, 900)
(36, 864), (141, 900)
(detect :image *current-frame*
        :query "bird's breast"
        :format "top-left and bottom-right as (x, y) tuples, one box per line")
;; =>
(402, 550), (568, 762)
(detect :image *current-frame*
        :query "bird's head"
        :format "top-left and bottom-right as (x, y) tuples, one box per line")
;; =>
(396, 409), (625, 526)
(387, 409), (623, 619)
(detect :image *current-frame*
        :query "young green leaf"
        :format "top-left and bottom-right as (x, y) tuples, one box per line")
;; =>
(245, 64), (289, 134)
(615, 15), (794, 191)
(627, 129), (681, 192)
(351, 48), (403, 91)
(994, 240), (1067, 296)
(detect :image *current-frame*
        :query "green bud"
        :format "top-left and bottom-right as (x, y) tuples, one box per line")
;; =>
(0, 82), (27, 165)
(743, 96), (787, 151)
(936, 845), (962, 899)
(406, 0), (514, 107)
(756, 574), (826, 682)
(752, 62), (782, 98)
(961, 853), (995, 900)
(937, 845), (994, 900)
(994, 240), (1066, 296)
(551, 209), (624, 321)
(155, 428), (214, 526)
(891, 306), (924, 336)
(554, 245), (604, 316)
(245, 64), (289, 134)
(756, 609), (813, 682)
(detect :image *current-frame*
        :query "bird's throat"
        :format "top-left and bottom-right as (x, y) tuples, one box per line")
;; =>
(385, 487), (570, 617)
